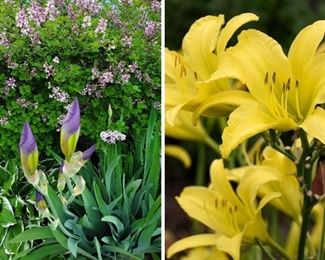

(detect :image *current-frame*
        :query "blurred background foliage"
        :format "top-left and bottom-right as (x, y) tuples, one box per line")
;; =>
(166, 0), (325, 52)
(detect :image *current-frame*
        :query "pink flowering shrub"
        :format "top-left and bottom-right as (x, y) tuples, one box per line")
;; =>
(0, 0), (160, 159)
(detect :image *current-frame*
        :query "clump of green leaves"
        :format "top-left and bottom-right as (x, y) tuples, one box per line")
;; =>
(0, 160), (40, 259)
(10, 112), (161, 259)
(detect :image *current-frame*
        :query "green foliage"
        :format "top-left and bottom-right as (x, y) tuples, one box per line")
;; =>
(0, 160), (40, 259)
(11, 112), (161, 259)
(0, 0), (161, 160)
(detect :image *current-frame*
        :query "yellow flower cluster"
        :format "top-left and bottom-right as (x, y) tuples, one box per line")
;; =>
(166, 13), (325, 260)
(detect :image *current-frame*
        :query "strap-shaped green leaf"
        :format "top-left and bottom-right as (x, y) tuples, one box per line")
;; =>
(101, 215), (124, 236)
(9, 227), (53, 244)
(47, 186), (69, 224)
(20, 243), (66, 260)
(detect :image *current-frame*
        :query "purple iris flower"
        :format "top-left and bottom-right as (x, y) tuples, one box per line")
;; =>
(19, 123), (39, 181)
(82, 144), (96, 161)
(60, 99), (80, 159)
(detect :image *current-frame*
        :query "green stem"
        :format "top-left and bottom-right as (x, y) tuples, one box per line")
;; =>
(204, 136), (220, 155)
(267, 238), (291, 260)
(297, 199), (313, 260)
(297, 129), (315, 260)
(318, 203), (325, 260)
(195, 143), (206, 186)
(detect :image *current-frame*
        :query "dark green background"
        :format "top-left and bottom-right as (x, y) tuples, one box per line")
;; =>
(165, 0), (325, 52)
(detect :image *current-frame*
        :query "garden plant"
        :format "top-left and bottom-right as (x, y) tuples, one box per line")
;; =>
(7, 98), (161, 259)
(0, 0), (161, 160)
(166, 12), (325, 260)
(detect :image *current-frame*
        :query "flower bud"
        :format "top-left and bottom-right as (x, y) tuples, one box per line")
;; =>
(19, 123), (39, 186)
(72, 176), (86, 196)
(60, 99), (80, 160)
(62, 145), (96, 177)
(36, 191), (50, 218)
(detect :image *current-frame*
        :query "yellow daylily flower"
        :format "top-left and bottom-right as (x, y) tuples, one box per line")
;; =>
(167, 160), (284, 260)
(165, 13), (258, 126)
(230, 146), (302, 222)
(206, 20), (325, 158)
(165, 145), (191, 168)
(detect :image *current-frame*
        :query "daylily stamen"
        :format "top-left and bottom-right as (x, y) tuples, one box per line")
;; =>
(264, 72), (269, 85)
(194, 71), (198, 80)
(294, 80), (303, 120)
(272, 72), (276, 84)
(266, 72), (283, 118)
(180, 65), (187, 78)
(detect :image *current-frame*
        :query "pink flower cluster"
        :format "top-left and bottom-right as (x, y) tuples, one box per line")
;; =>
(43, 62), (55, 78)
(3, 77), (16, 96)
(100, 130), (126, 144)
(16, 8), (41, 44)
(95, 18), (107, 34)
(122, 35), (132, 48)
(144, 20), (157, 38)
(0, 33), (10, 48)
(151, 0), (160, 12)
(16, 98), (39, 109)
(72, 0), (102, 15)
(49, 85), (70, 103)
(0, 116), (9, 126)
(27, 1), (47, 26)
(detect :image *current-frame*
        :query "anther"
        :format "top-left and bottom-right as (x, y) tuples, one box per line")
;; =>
(215, 199), (218, 208)
(234, 205), (238, 212)
(194, 71), (198, 81)
(174, 55), (178, 67)
(264, 72), (269, 85)
(295, 80), (299, 88)
(272, 72), (276, 84)
(286, 78), (291, 91)
(229, 207), (233, 214)
(180, 65), (187, 78)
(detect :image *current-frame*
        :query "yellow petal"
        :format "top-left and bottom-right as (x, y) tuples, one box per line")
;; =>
(181, 247), (228, 260)
(286, 221), (299, 258)
(299, 107), (325, 144)
(165, 49), (178, 83)
(300, 53), (325, 115)
(209, 160), (244, 210)
(288, 20), (325, 77)
(236, 168), (279, 214)
(192, 90), (254, 125)
(176, 187), (221, 232)
(220, 103), (297, 158)
(182, 15), (224, 80)
(216, 13), (259, 54)
(215, 232), (244, 260)
(165, 145), (191, 168)
(167, 234), (219, 258)
(209, 29), (290, 106)
(166, 110), (209, 142)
